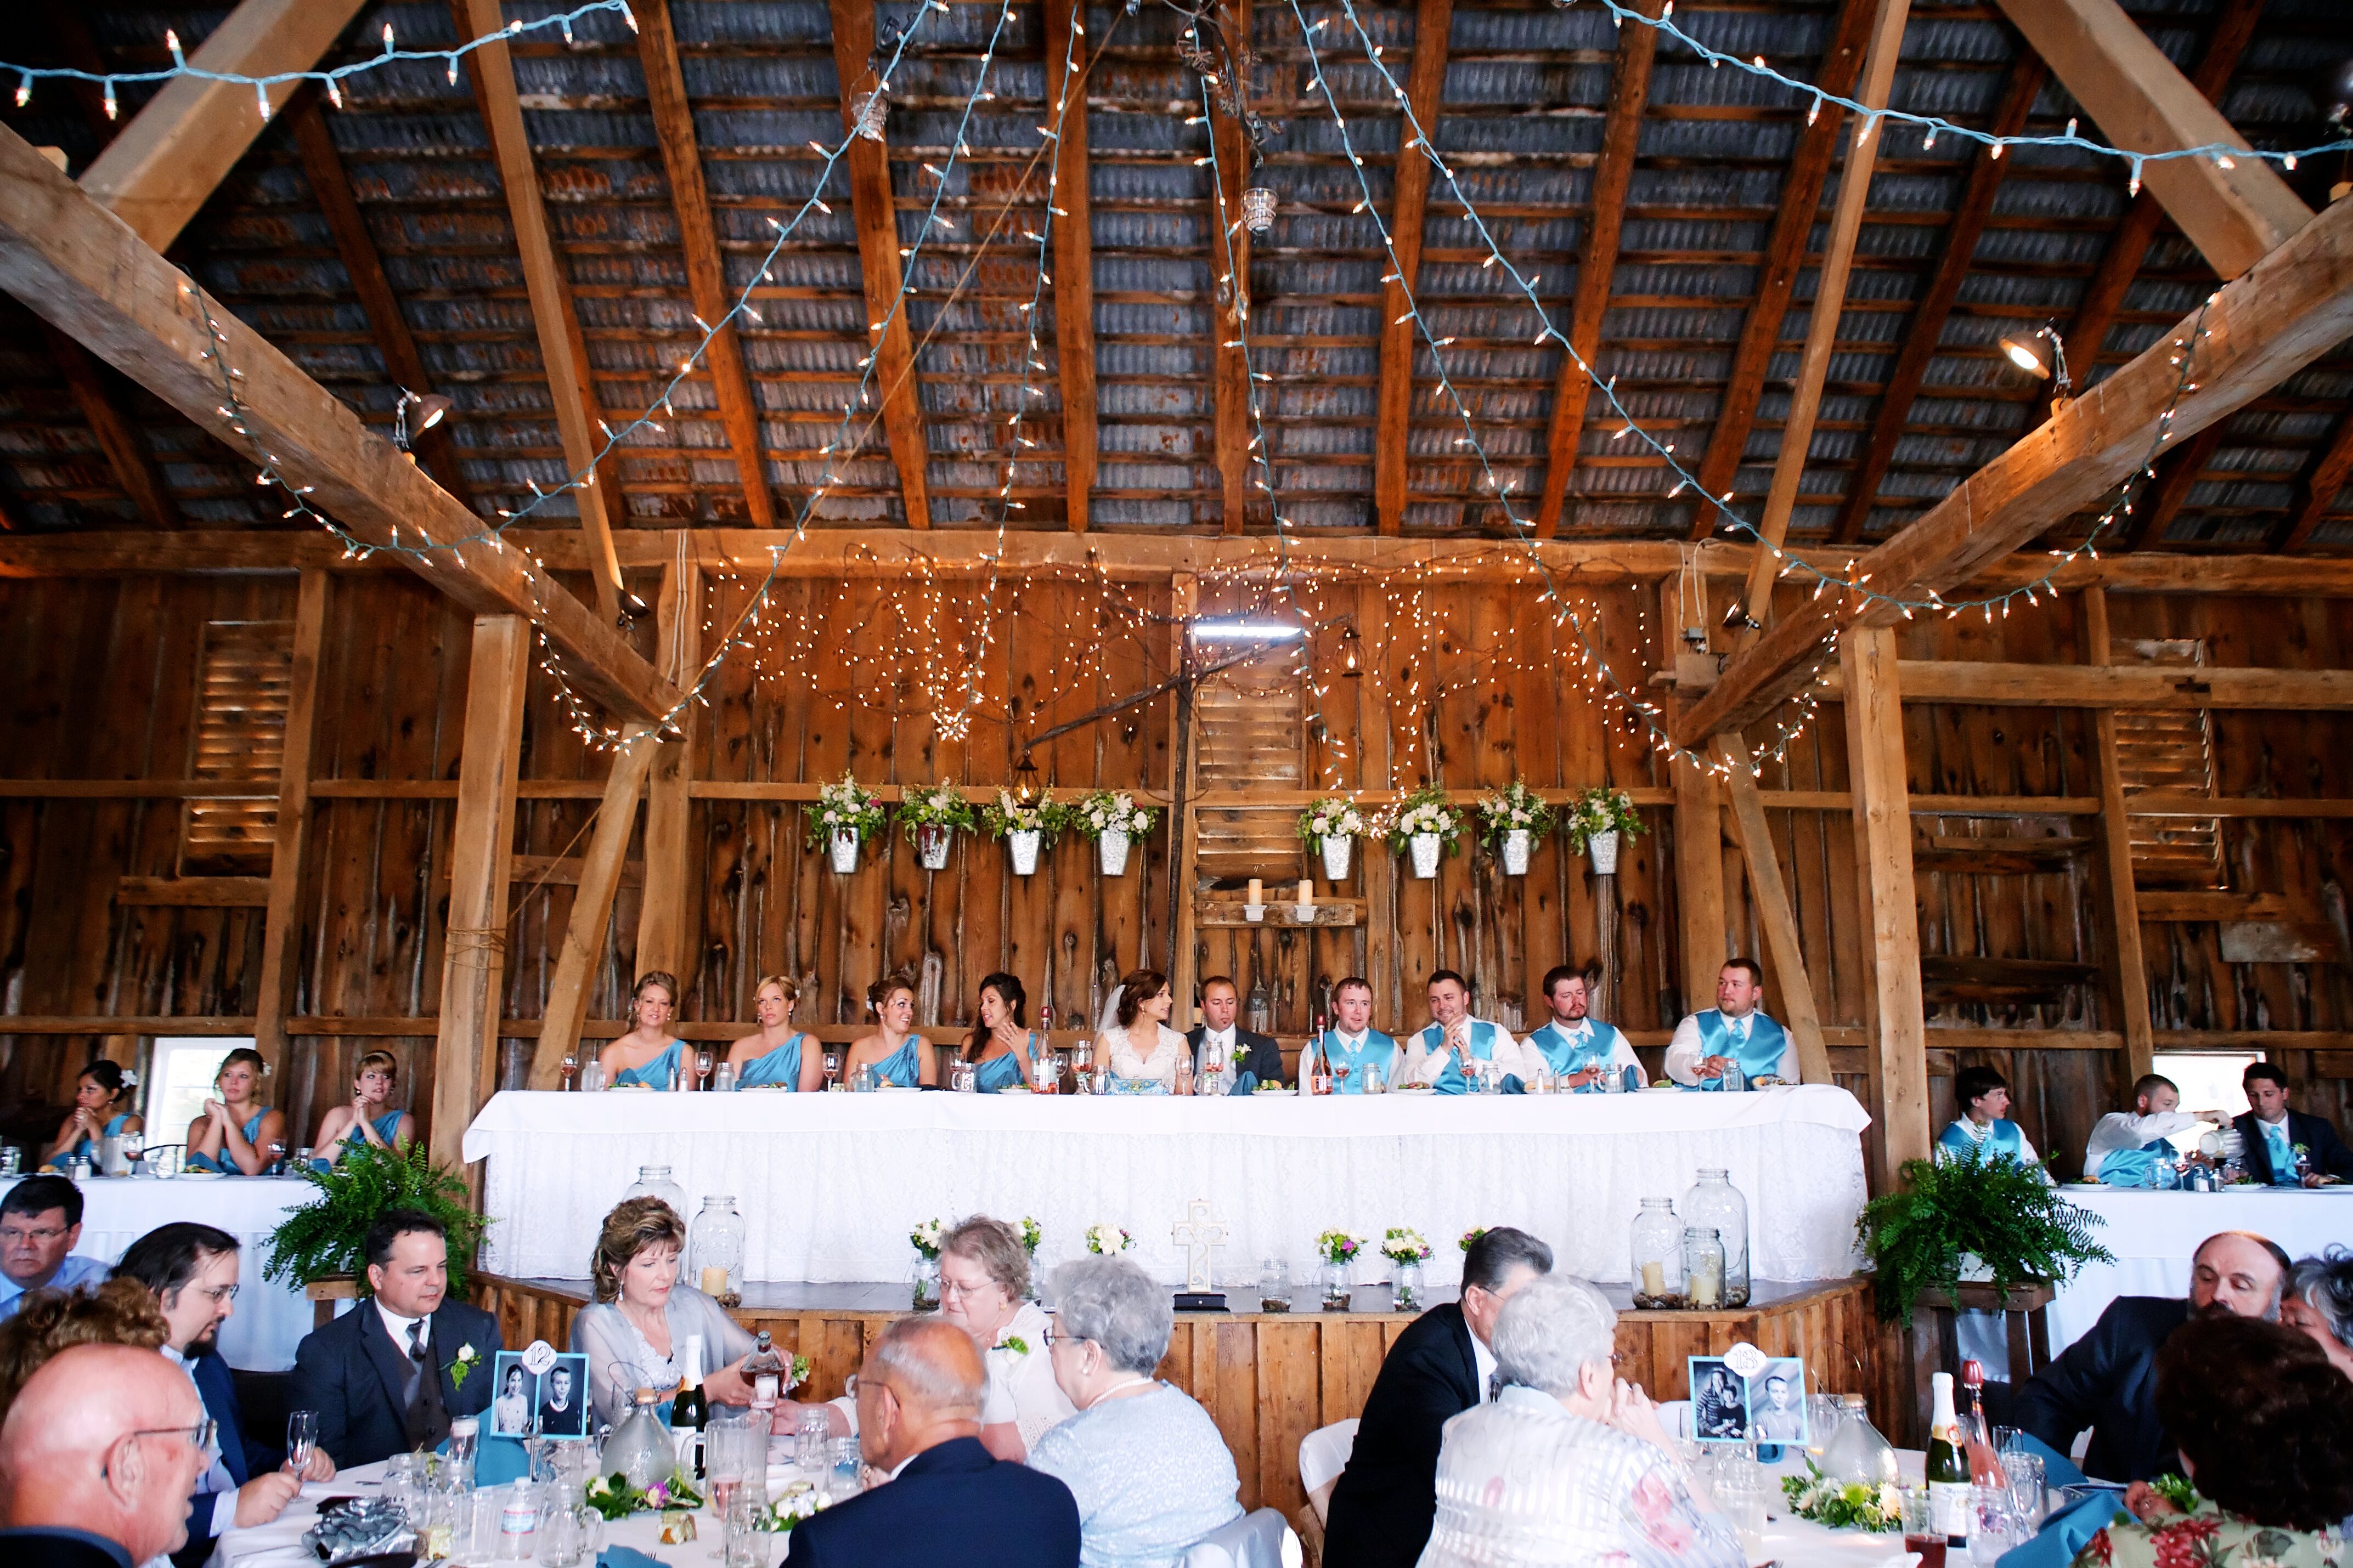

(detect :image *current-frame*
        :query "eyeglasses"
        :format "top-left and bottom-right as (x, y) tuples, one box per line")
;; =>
(1041, 1325), (1090, 1349)
(126, 1418), (219, 1457)
(938, 1276), (1000, 1301)
(195, 1283), (240, 1305)
(0, 1225), (69, 1245)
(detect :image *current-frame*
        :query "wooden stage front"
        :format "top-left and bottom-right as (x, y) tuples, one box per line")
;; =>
(473, 1272), (1881, 1518)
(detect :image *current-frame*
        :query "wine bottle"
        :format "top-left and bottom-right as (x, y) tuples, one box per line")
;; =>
(670, 1332), (708, 1476)
(743, 1328), (786, 1411)
(1959, 1358), (2007, 1486)
(1310, 1015), (1334, 1095)
(1926, 1371), (1971, 1546)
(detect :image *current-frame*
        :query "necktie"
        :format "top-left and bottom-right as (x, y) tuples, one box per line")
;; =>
(403, 1319), (428, 1413)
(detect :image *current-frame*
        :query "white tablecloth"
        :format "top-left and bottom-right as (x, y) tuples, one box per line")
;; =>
(0, 1174), (318, 1371)
(2050, 1185), (2353, 1354)
(462, 1085), (1871, 1289)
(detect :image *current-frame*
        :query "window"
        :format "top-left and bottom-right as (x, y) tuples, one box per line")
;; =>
(2150, 1050), (2258, 1120)
(182, 620), (294, 874)
(146, 1039), (248, 1141)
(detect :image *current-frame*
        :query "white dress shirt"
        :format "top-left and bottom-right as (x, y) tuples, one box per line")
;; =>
(1521, 1019), (1643, 1083)
(1296, 1028), (1392, 1095)
(1471, 1331), (1498, 1407)
(1663, 1010), (1792, 1085)
(1399, 1019), (1537, 1088)
(2083, 1110), (2204, 1178)
(162, 1344), (240, 1537)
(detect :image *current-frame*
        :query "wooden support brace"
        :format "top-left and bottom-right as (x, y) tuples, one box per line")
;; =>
(2083, 587), (2155, 1083)
(634, 561), (703, 980)
(534, 728), (659, 1088)
(1169, 573), (1199, 1027)
(1209, 0), (1256, 537)
(1044, 0), (1097, 533)
(1712, 737), (1832, 1085)
(253, 569), (328, 1075)
(1840, 625), (1929, 1185)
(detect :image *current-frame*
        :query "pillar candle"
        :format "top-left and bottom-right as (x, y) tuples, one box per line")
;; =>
(1640, 1260), (1666, 1299)
(1246, 878), (1263, 906)
(700, 1265), (729, 1298)
(1296, 880), (1313, 908)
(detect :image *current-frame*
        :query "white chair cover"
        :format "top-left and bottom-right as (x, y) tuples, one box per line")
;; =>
(1297, 1418), (1358, 1497)
(1655, 1399), (1693, 1443)
(1179, 1507), (1294, 1568)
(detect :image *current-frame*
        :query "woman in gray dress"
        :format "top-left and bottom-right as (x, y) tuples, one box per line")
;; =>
(571, 1196), (760, 1430)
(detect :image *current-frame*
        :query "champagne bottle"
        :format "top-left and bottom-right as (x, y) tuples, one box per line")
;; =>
(1959, 1358), (2007, 1486)
(1926, 1371), (1971, 1545)
(670, 1332), (708, 1476)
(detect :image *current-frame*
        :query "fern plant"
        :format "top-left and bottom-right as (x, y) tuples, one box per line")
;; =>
(1859, 1147), (2113, 1326)
(263, 1141), (489, 1298)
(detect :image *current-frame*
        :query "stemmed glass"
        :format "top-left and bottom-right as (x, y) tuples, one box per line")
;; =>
(560, 1054), (579, 1090)
(695, 1049), (714, 1090)
(286, 1410), (318, 1476)
(823, 1049), (843, 1090)
(1332, 1063), (1351, 1089)
(266, 1141), (288, 1176)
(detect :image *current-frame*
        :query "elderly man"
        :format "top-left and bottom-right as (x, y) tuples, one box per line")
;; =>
(783, 1316), (1078, 1567)
(0, 1177), (108, 1320)
(1325, 1227), (1553, 1568)
(1399, 971), (1537, 1094)
(1420, 1275), (1743, 1567)
(2015, 1230), (2290, 1481)
(0, 1343), (213, 1568)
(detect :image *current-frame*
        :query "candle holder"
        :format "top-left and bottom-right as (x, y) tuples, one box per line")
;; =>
(1293, 903), (1315, 922)
(1629, 1197), (1685, 1309)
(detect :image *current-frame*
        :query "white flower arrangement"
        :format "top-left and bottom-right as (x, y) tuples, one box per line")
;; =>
(1069, 789), (1159, 841)
(1084, 1223), (1134, 1255)
(1379, 1228), (1434, 1266)
(910, 1218), (944, 1260)
(979, 788), (1066, 840)
(893, 782), (977, 833)
(1378, 784), (1463, 854)
(804, 773), (885, 848)
(1473, 781), (1556, 846)
(1295, 797), (1367, 844)
(1563, 787), (1647, 851)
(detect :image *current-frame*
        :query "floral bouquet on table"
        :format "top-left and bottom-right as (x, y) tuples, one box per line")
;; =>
(1380, 784), (1464, 855)
(1084, 1224), (1133, 1255)
(1472, 781), (1554, 846)
(910, 1219), (944, 1261)
(1458, 1227), (1488, 1253)
(804, 773), (885, 848)
(1380, 1228), (1434, 1267)
(1069, 789), (1159, 840)
(893, 782), (977, 833)
(1295, 798), (1366, 845)
(1316, 1230), (1363, 1267)
(1019, 1217), (1043, 1258)
(1780, 1464), (1903, 1533)
(979, 788), (1065, 841)
(585, 1469), (704, 1521)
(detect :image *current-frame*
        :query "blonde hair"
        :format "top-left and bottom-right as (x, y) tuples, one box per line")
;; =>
(755, 975), (800, 1006)
(591, 1197), (686, 1304)
(353, 1049), (398, 1084)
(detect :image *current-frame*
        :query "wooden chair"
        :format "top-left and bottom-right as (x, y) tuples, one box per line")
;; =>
(1915, 1280), (2057, 1425)
(306, 1274), (359, 1329)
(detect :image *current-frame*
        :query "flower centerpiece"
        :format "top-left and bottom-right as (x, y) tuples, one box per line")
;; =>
(980, 789), (1065, 876)
(1314, 1229), (1363, 1310)
(1383, 784), (1463, 881)
(805, 773), (885, 874)
(1564, 786), (1646, 874)
(910, 1218), (944, 1310)
(1859, 1145), (2114, 1325)
(585, 1469), (705, 1521)
(1780, 1463), (1904, 1533)
(1019, 1216), (1043, 1259)
(1084, 1223), (1134, 1255)
(894, 782), (976, 871)
(1380, 1227), (1434, 1310)
(744, 1488), (828, 1550)
(1296, 797), (1367, 882)
(1474, 782), (1556, 876)
(1458, 1227), (1488, 1254)
(1070, 789), (1160, 877)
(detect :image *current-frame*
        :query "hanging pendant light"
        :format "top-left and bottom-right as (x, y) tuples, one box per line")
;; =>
(1241, 187), (1277, 233)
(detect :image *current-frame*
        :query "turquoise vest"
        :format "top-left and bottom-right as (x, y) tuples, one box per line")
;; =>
(974, 1032), (1040, 1093)
(1411, 1019), (1509, 1096)
(613, 1038), (686, 1089)
(1316, 1029), (1398, 1094)
(189, 1110), (268, 1174)
(1692, 1010), (1790, 1085)
(1526, 1020), (1628, 1090)
(735, 1032), (807, 1088)
(871, 1036), (926, 1088)
(1938, 1118), (2027, 1163)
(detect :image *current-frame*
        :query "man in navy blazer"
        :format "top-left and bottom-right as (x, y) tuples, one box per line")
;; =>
(2234, 1062), (2353, 1185)
(785, 1316), (1078, 1567)
(290, 1209), (500, 1469)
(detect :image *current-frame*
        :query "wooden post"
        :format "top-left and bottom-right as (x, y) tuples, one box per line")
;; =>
(534, 729), (658, 1087)
(1842, 625), (1931, 1185)
(1169, 573), (1199, 1028)
(1713, 738), (1832, 1084)
(253, 568), (328, 1077)
(1662, 581), (1728, 1015)
(431, 615), (531, 1169)
(634, 562), (702, 980)
(2084, 587), (2155, 1083)
(1357, 582), (1396, 1019)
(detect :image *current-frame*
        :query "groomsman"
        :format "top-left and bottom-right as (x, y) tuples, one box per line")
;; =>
(1401, 971), (1537, 1093)
(1664, 958), (1794, 1088)
(1522, 964), (1642, 1091)
(1187, 975), (1284, 1091)
(1304, 976), (1399, 1094)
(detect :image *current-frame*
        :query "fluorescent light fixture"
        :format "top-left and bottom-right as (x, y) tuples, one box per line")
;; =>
(1188, 618), (1307, 642)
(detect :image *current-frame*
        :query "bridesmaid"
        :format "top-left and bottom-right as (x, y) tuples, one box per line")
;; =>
(727, 975), (822, 1090)
(311, 1050), (416, 1168)
(41, 1060), (143, 1171)
(844, 975), (935, 1088)
(963, 973), (1043, 1093)
(597, 971), (695, 1089)
(185, 1048), (283, 1175)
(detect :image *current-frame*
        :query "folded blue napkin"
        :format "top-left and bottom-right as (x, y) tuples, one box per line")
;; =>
(599, 1548), (668, 1568)
(1994, 1488), (2126, 1568)
(474, 1434), (532, 1487)
(1228, 1071), (1257, 1096)
(2093, 1149), (2176, 1189)
(1499, 1074), (1526, 1095)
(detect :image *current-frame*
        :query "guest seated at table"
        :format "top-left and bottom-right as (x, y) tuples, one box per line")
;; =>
(597, 970), (695, 1090)
(1419, 1275), (1745, 1568)
(1937, 1065), (2046, 1169)
(2282, 1247), (2353, 1379)
(39, 1061), (142, 1174)
(1522, 963), (1641, 1092)
(0, 1276), (166, 1417)
(963, 974), (1045, 1094)
(2083, 1073), (2225, 1181)
(727, 974), (821, 1090)
(782, 1316), (1080, 1568)
(572, 1196), (760, 1430)
(1308, 976), (1398, 1095)
(0, 1343), (213, 1568)
(2016, 1229), (2289, 1481)
(309, 1050), (415, 1170)
(844, 973), (936, 1089)
(184, 1048), (282, 1175)
(1102, 969), (1186, 1093)
(1028, 1254), (1242, 1565)
(1400, 971), (1537, 1094)
(2072, 1315), (2353, 1568)
(1186, 976), (1282, 1093)
(1324, 1226), (1553, 1568)
(2234, 1062), (2353, 1186)
(289, 1208), (502, 1468)
(0, 1178), (108, 1321)
(935, 1216), (1070, 1458)
(1664, 958), (1793, 1088)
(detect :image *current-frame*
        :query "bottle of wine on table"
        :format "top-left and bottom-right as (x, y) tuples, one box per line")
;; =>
(1959, 1357), (2007, 1486)
(1926, 1371), (1971, 1547)
(670, 1332), (708, 1476)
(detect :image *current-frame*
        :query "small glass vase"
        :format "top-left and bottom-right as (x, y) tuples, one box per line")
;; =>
(622, 1165), (687, 1220)
(1684, 1226), (1727, 1311)
(688, 1195), (746, 1307)
(1390, 1258), (1425, 1311)
(1318, 1260), (1353, 1311)
(911, 1253), (940, 1311)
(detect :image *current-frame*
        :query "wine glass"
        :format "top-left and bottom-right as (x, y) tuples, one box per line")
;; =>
(1333, 1062), (1351, 1088)
(560, 1053), (579, 1090)
(286, 1410), (318, 1476)
(695, 1049), (714, 1089)
(823, 1049), (843, 1090)
(267, 1140), (288, 1176)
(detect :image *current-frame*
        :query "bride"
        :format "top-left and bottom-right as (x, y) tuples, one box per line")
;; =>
(1101, 967), (1188, 1091)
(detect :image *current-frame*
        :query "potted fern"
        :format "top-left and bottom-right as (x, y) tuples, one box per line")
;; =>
(1858, 1146), (2112, 1326)
(263, 1141), (489, 1298)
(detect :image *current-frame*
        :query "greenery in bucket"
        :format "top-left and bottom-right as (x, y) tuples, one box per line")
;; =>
(1858, 1146), (2112, 1325)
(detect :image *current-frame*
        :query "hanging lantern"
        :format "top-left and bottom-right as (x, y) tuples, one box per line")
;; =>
(853, 87), (889, 143)
(1241, 187), (1277, 234)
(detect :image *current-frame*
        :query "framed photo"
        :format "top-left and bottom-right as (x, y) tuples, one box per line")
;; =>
(1688, 1356), (1749, 1444)
(488, 1351), (537, 1438)
(1746, 1357), (1808, 1444)
(535, 1351), (592, 1439)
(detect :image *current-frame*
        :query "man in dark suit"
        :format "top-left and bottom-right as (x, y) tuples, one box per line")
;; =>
(2235, 1062), (2353, 1185)
(1187, 975), (1283, 1091)
(0, 1343), (213, 1568)
(290, 1208), (501, 1469)
(785, 1316), (1079, 1568)
(1323, 1227), (1554, 1568)
(2015, 1230), (2289, 1481)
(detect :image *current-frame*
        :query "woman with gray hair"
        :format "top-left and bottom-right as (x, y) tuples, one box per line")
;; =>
(1028, 1255), (1242, 1566)
(1418, 1275), (1743, 1567)
(2284, 1247), (2353, 1379)
(938, 1216), (1074, 1459)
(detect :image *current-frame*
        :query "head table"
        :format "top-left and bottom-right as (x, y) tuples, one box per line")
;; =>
(461, 1085), (1871, 1289)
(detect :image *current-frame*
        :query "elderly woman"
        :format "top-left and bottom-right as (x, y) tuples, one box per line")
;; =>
(571, 1197), (760, 1429)
(1028, 1255), (1241, 1566)
(1419, 1275), (1743, 1567)
(2283, 1247), (2353, 1379)
(936, 1216), (1072, 1458)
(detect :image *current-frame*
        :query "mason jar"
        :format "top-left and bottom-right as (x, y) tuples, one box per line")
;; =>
(1681, 1167), (1752, 1305)
(1684, 1226), (1727, 1310)
(689, 1195), (746, 1307)
(1630, 1197), (1684, 1309)
(622, 1164), (687, 1221)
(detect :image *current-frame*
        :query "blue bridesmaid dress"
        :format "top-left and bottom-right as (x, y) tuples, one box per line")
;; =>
(189, 1110), (268, 1174)
(613, 1038), (687, 1089)
(736, 1032), (809, 1088)
(973, 1032), (1041, 1092)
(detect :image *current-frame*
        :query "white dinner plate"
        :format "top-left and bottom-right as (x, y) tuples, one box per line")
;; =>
(1391, 1085), (1436, 1097)
(996, 1086), (1033, 1096)
(1639, 1086), (1686, 1095)
(875, 1085), (921, 1095)
(179, 1170), (227, 1181)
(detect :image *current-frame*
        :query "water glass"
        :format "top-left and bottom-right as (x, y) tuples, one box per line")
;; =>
(1901, 1487), (1948, 1568)
(1713, 1461), (1770, 1556)
(1804, 1393), (1846, 1458)
(384, 1452), (429, 1521)
(713, 1062), (736, 1093)
(286, 1410), (318, 1475)
(538, 1502), (601, 1567)
(794, 1409), (832, 1481)
(1969, 1483), (2025, 1564)
(826, 1435), (863, 1498)
(2004, 1452), (2047, 1530)
(724, 1490), (764, 1568)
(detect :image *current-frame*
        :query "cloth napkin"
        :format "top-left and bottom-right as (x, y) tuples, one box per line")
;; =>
(472, 1434), (533, 1487)
(1227, 1071), (1257, 1096)
(1993, 1488), (2128, 1568)
(599, 1548), (668, 1568)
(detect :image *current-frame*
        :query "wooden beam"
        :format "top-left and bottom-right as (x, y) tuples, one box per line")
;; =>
(1675, 185), (2353, 744)
(2081, 588), (2154, 1085)
(1373, 0), (1457, 536)
(41, 321), (179, 530)
(75, 0), (368, 252)
(1993, 0), (2307, 280)
(1814, 658), (2353, 710)
(1168, 573), (1199, 1024)
(1210, 0), (1255, 536)
(2276, 407), (2353, 552)
(288, 101), (475, 516)
(253, 569), (326, 1074)
(633, 561), (702, 979)
(1665, 587), (1728, 1007)
(1687, 0), (1880, 538)
(432, 615), (531, 1168)
(828, 0), (933, 531)
(116, 876), (270, 908)
(1841, 625), (1930, 1185)
(0, 126), (678, 722)
(1044, 0), (1097, 533)
(1713, 738), (1833, 1085)
(534, 729), (658, 1088)
(1534, 0), (1657, 539)
(1831, 53), (2046, 545)
(453, 0), (627, 621)
(1357, 580), (1396, 1017)
(636, 0), (775, 529)
(2123, 421), (2227, 551)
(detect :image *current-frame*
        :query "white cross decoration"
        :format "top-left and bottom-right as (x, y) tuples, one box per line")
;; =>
(1171, 1197), (1229, 1292)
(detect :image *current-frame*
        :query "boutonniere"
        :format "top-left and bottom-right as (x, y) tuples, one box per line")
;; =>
(999, 1335), (1031, 1356)
(1229, 1041), (1249, 1065)
(445, 1342), (481, 1390)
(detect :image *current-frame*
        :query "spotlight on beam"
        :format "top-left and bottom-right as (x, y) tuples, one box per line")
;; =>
(394, 388), (454, 453)
(1998, 325), (2073, 415)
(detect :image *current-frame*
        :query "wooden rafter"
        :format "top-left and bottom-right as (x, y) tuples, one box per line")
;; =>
(1045, 0), (1097, 533)
(2277, 410), (2353, 552)
(1209, 0), (1255, 536)
(40, 320), (178, 530)
(1830, 53), (2046, 545)
(1372, 0), (1455, 536)
(828, 0), (933, 531)
(636, 0), (776, 530)
(2122, 421), (2227, 551)
(1685, 0), (1880, 540)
